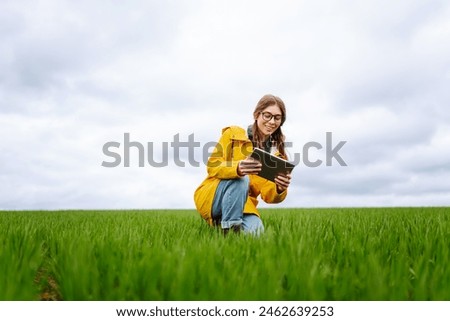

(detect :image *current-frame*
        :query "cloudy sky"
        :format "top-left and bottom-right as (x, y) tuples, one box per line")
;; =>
(1, 0), (449, 210)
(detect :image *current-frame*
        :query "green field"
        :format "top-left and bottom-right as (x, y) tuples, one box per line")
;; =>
(1, 208), (449, 301)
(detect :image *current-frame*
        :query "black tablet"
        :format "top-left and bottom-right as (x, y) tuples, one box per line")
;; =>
(249, 148), (295, 182)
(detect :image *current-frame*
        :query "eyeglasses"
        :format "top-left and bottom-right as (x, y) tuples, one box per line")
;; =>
(260, 111), (283, 122)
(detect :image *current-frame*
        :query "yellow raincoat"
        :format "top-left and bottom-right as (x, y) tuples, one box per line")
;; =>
(194, 126), (288, 225)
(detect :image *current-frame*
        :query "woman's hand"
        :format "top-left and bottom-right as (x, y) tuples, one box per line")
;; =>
(275, 173), (291, 193)
(237, 157), (262, 176)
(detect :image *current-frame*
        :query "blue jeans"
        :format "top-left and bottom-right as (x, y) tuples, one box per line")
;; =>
(212, 177), (265, 235)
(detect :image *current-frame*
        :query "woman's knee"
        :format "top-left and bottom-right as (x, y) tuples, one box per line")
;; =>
(220, 176), (249, 195)
(234, 175), (250, 193)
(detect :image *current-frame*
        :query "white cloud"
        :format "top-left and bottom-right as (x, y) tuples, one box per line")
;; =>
(1, 0), (450, 209)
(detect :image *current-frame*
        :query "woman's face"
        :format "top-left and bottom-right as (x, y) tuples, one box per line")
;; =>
(256, 104), (283, 139)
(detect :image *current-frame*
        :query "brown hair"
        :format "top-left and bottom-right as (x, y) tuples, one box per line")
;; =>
(251, 94), (287, 158)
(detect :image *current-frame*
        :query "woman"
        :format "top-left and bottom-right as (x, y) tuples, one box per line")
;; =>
(194, 94), (291, 235)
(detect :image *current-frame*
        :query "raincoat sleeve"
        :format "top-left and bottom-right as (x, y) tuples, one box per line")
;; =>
(259, 180), (288, 204)
(206, 128), (241, 179)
